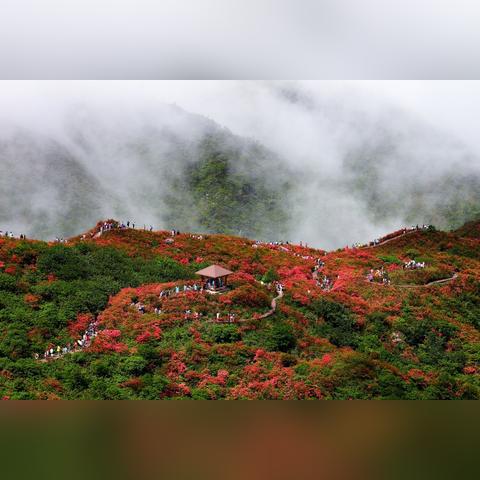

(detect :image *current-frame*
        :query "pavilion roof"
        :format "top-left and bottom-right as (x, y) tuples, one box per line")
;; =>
(195, 264), (233, 279)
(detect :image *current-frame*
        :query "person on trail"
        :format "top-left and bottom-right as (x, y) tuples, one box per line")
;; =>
(216, 312), (220, 321)
(132, 223), (135, 229)
(175, 286), (180, 294)
(150, 225), (153, 232)
(127, 221), (130, 227)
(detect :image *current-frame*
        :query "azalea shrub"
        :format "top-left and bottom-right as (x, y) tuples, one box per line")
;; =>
(223, 284), (271, 309)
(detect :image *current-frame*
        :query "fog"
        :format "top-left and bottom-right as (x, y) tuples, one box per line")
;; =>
(2, 1), (480, 79)
(1, 81), (480, 249)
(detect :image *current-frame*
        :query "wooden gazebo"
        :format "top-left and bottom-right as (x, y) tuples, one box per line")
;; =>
(196, 265), (233, 291)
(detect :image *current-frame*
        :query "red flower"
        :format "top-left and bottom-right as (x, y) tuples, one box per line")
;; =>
(4, 265), (16, 275)
(68, 313), (93, 337)
(90, 329), (128, 353)
(320, 353), (333, 366)
(24, 293), (40, 308)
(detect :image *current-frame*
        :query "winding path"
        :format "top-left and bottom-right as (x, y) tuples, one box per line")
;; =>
(258, 287), (284, 319)
(209, 286), (284, 324)
(367, 273), (458, 289)
(391, 273), (458, 288)
(363, 229), (418, 249)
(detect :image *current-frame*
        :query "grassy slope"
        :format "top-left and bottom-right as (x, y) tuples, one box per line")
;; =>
(0, 220), (478, 399)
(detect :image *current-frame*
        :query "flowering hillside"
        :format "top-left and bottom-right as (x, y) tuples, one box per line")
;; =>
(0, 220), (478, 399)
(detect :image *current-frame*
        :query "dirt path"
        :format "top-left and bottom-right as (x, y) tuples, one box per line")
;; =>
(392, 273), (458, 288)
(258, 288), (284, 319)
(209, 287), (284, 324)
(362, 229), (417, 249)
(367, 273), (458, 289)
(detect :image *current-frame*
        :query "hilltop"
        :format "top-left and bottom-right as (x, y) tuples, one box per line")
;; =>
(0, 219), (478, 399)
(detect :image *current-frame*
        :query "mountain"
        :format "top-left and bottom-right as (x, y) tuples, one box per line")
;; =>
(0, 104), (292, 241)
(0, 129), (114, 238)
(273, 82), (480, 233)
(0, 220), (478, 399)
(1, 99), (480, 248)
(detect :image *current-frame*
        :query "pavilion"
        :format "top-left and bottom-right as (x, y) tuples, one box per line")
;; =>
(196, 264), (233, 291)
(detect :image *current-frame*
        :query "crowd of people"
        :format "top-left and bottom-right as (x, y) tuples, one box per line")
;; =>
(38, 318), (99, 360)
(86, 220), (157, 239)
(351, 224), (436, 249)
(312, 259), (325, 277)
(366, 267), (391, 285)
(129, 283), (204, 317)
(131, 279), (284, 324)
(318, 275), (333, 291)
(130, 283), (243, 324)
(253, 240), (325, 264)
(404, 260), (426, 270)
(160, 283), (203, 298)
(1, 231), (25, 239)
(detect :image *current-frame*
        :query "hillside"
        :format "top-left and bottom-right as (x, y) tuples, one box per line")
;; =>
(0, 219), (478, 399)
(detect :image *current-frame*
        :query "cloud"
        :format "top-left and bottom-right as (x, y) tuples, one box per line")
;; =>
(0, 80), (479, 249)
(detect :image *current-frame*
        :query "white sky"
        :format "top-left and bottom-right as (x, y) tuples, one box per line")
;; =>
(1, 1), (480, 79)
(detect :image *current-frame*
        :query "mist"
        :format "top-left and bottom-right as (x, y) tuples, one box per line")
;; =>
(1, 81), (480, 249)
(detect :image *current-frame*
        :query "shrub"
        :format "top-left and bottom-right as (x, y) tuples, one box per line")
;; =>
(225, 284), (271, 309)
(261, 267), (279, 284)
(267, 322), (297, 352)
(37, 245), (90, 281)
(378, 255), (402, 265)
(0, 272), (17, 292)
(122, 355), (148, 375)
(135, 256), (193, 284)
(205, 324), (241, 343)
(311, 299), (359, 348)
